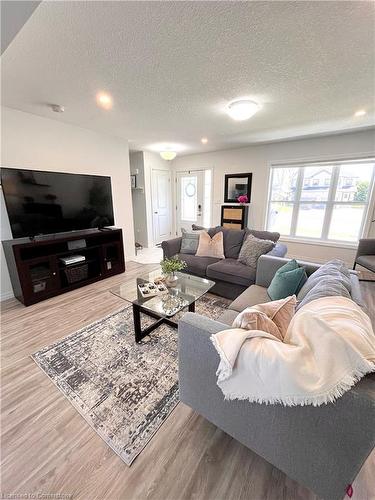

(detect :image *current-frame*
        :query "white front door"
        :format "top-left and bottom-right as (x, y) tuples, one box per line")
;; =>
(176, 171), (204, 233)
(152, 169), (172, 245)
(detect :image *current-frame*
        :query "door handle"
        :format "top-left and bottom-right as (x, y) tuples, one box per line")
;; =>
(154, 211), (158, 214)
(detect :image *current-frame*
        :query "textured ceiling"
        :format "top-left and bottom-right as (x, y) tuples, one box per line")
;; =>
(1, 1), (375, 155)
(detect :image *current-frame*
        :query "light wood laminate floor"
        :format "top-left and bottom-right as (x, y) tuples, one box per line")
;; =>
(1, 262), (374, 500)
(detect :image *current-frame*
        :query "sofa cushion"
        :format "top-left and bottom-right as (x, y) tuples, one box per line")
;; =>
(297, 278), (351, 311)
(206, 259), (256, 287)
(229, 285), (271, 312)
(196, 231), (225, 259)
(245, 228), (280, 243)
(268, 259), (307, 301)
(180, 229), (201, 254)
(207, 226), (246, 259)
(238, 234), (275, 269)
(232, 295), (297, 340)
(297, 259), (351, 301)
(177, 253), (221, 277)
(356, 255), (375, 272)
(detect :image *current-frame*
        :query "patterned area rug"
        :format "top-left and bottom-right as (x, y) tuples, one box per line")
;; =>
(32, 294), (229, 465)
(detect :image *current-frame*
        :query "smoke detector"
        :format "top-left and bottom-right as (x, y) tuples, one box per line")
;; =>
(50, 104), (65, 113)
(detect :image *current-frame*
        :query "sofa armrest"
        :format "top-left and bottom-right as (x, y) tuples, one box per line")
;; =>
(356, 238), (375, 259)
(161, 237), (182, 258)
(255, 255), (321, 288)
(267, 242), (287, 258)
(178, 312), (228, 404)
(178, 312), (375, 500)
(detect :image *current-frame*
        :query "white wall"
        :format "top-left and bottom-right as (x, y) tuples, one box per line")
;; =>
(172, 130), (375, 266)
(1, 107), (135, 300)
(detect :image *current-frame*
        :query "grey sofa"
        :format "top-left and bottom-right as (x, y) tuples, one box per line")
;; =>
(353, 238), (375, 280)
(178, 255), (374, 500)
(162, 226), (287, 299)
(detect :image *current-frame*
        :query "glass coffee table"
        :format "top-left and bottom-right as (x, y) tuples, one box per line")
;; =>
(110, 269), (215, 342)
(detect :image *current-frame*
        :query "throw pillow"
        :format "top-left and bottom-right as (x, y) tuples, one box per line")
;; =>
(245, 228), (280, 243)
(206, 227), (246, 259)
(196, 231), (225, 259)
(238, 234), (275, 269)
(232, 309), (283, 340)
(180, 228), (201, 254)
(255, 295), (297, 338)
(267, 259), (307, 301)
(232, 295), (297, 340)
(297, 278), (351, 311)
(297, 259), (351, 301)
(192, 224), (207, 231)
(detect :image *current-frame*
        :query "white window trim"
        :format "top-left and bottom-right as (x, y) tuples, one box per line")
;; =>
(265, 157), (375, 245)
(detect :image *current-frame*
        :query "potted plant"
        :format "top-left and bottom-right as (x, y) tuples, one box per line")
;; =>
(237, 194), (248, 205)
(160, 256), (187, 285)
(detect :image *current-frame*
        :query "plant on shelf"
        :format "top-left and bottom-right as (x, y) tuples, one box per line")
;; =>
(237, 194), (248, 204)
(160, 256), (187, 284)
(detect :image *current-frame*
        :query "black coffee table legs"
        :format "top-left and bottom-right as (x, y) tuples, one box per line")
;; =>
(133, 302), (195, 343)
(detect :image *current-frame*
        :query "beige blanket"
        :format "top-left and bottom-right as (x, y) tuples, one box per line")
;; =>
(211, 296), (375, 406)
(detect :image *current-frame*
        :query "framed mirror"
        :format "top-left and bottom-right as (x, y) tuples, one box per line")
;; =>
(224, 173), (252, 203)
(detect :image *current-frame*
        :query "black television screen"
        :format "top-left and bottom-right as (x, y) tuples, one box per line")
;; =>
(1, 168), (115, 238)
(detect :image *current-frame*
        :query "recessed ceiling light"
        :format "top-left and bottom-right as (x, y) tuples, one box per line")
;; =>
(354, 109), (366, 117)
(96, 92), (113, 110)
(227, 100), (260, 121)
(160, 151), (177, 161)
(201, 137), (208, 144)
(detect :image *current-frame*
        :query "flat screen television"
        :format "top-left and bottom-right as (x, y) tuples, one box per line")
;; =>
(1, 168), (115, 239)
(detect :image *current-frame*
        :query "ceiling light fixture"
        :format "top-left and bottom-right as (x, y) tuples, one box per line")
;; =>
(227, 100), (259, 121)
(96, 92), (113, 110)
(201, 137), (208, 144)
(160, 151), (177, 161)
(354, 109), (366, 117)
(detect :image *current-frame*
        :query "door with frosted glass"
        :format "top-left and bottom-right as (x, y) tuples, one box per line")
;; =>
(176, 171), (204, 233)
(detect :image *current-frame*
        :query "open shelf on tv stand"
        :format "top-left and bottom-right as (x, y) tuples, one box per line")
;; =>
(2, 228), (125, 306)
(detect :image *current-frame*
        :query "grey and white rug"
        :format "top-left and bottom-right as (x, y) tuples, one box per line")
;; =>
(32, 294), (229, 465)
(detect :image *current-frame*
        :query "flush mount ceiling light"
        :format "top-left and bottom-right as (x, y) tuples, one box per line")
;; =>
(227, 100), (260, 121)
(160, 151), (177, 161)
(354, 109), (366, 117)
(201, 137), (208, 144)
(96, 92), (113, 110)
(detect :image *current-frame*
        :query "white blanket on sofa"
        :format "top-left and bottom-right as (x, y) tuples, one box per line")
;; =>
(211, 296), (375, 406)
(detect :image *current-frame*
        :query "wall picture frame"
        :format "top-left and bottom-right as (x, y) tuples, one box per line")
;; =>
(224, 173), (252, 203)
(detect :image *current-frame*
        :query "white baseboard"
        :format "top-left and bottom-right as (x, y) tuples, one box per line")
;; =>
(1, 290), (14, 301)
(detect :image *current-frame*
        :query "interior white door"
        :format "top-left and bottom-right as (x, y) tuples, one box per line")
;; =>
(151, 169), (172, 245)
(176, 171), (204, 233)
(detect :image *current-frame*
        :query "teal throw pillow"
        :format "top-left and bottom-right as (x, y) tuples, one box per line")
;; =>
(268, 259), (307, 301)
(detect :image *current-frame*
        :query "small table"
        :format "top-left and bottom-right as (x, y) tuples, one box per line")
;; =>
(110, 270), (215, 342)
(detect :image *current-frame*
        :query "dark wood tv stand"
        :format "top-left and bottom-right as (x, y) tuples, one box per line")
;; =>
(2, 228), (125, 306)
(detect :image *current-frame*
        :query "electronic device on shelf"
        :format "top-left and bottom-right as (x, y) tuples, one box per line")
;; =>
(0, 167), (115, 238)
(59, 255), (86, 266)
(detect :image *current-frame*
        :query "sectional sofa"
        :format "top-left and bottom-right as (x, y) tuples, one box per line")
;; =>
(178, 254), (374, 500)
(161, 226), (287, 299)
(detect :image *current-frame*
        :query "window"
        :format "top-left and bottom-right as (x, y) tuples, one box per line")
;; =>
(267, 160), (374, 243)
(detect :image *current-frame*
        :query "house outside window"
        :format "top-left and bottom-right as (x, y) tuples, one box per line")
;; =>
(266, 159), (374, 243)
